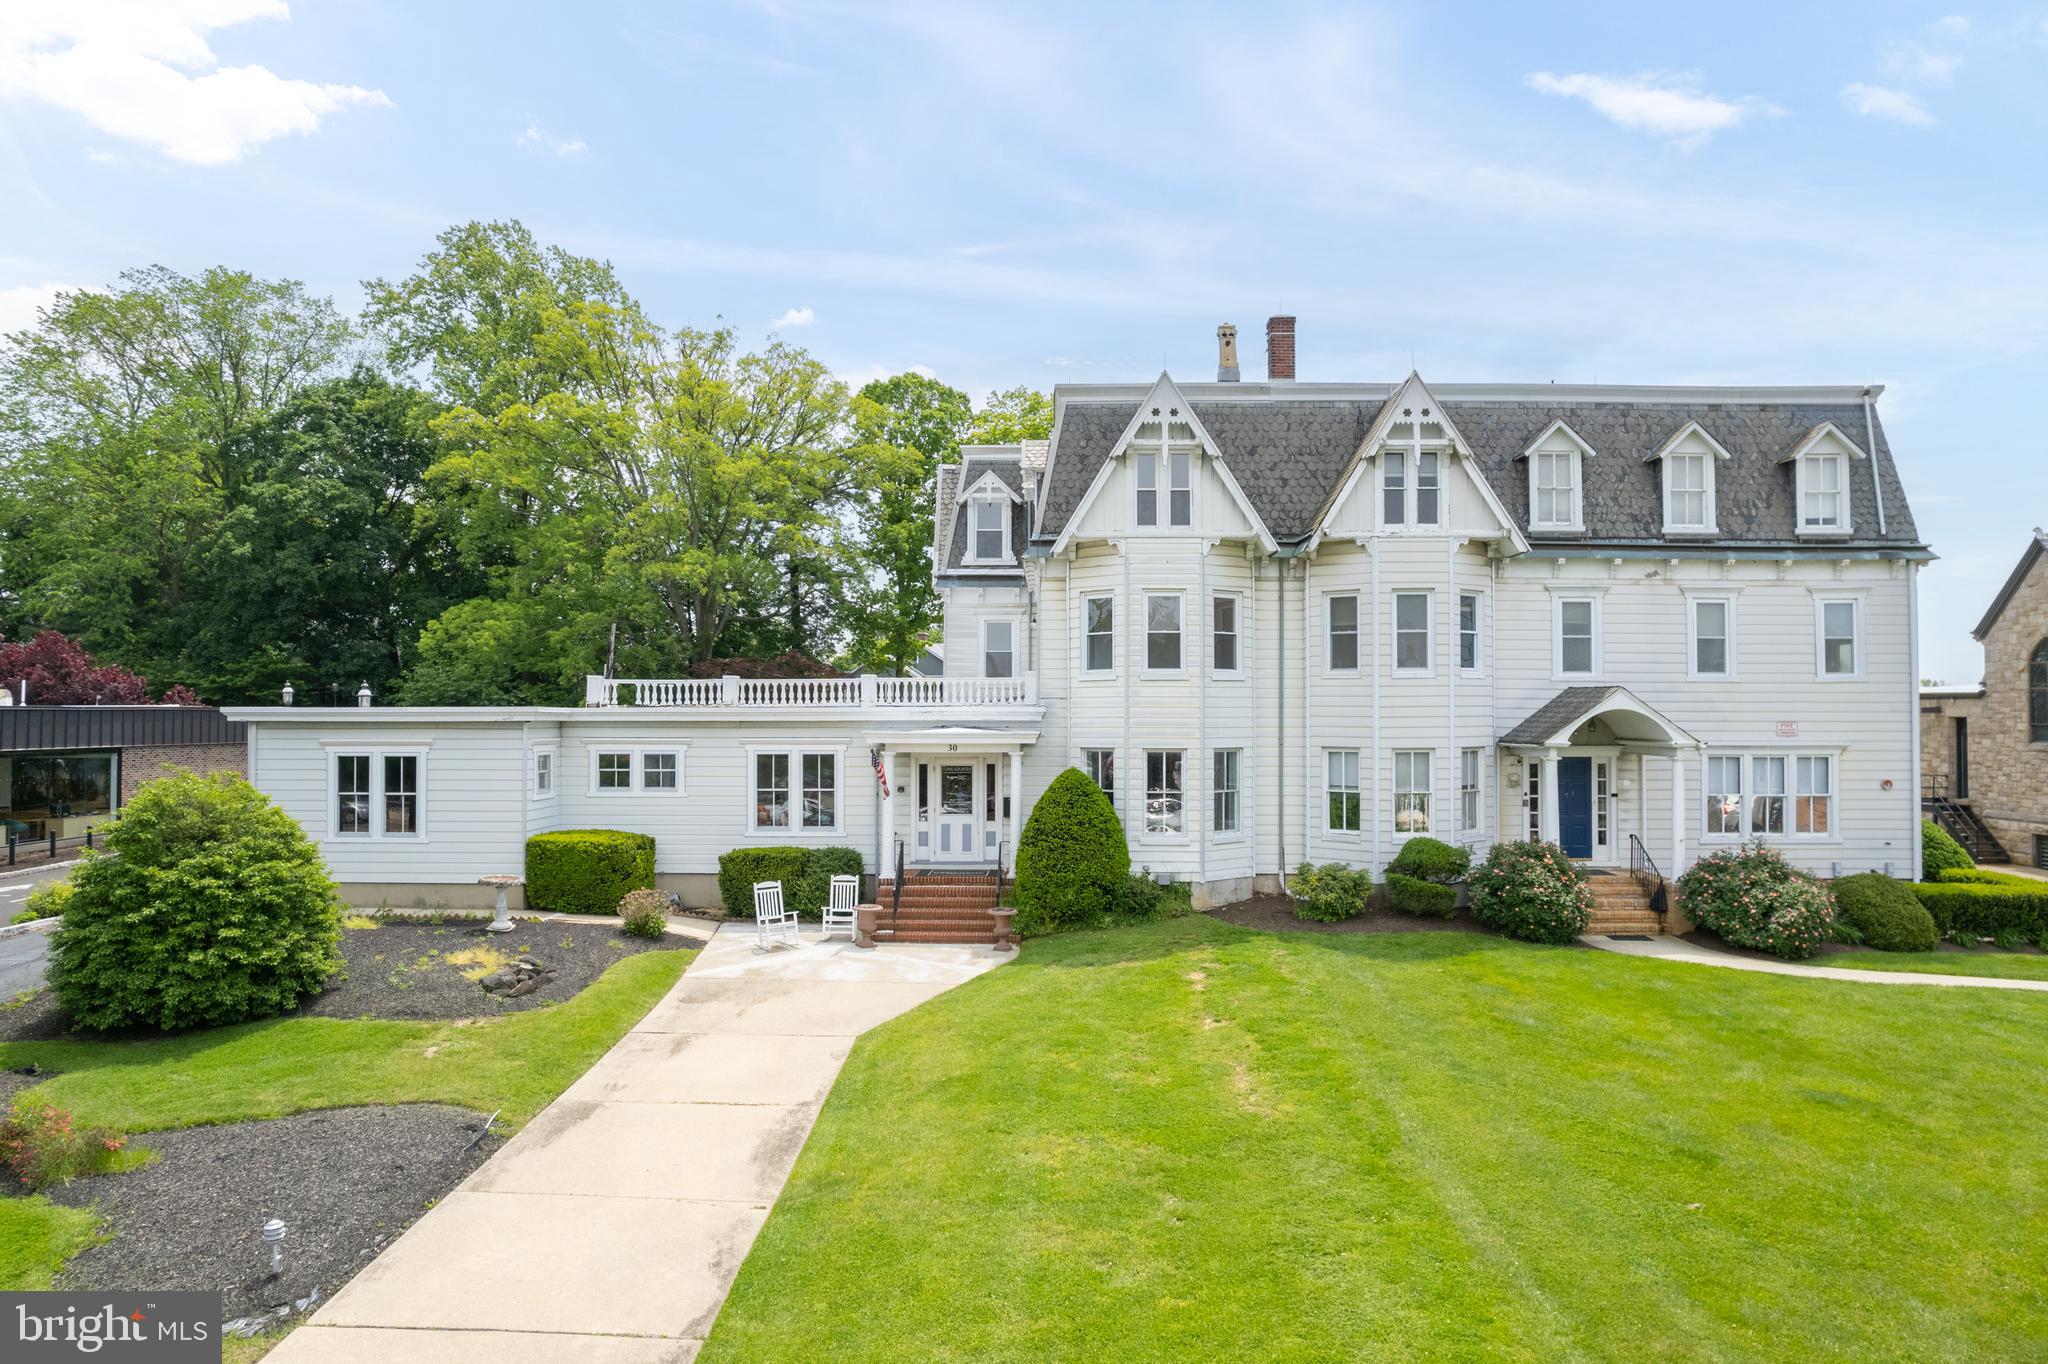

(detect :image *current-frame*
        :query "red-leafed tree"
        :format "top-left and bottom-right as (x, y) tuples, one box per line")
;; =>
(0, 631), (203, 706)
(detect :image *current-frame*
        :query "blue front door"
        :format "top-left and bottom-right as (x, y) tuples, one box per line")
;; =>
(1557, 757), (1594, 859)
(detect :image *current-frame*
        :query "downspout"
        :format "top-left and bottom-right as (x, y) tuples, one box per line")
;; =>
(1197, 543), (1209, 892)
(1864, 388), (1887, 538)
(1908, 558), (1922, 879)
(1122, 542), (1134, 850)
(1249, 552), (1261, 888)
(1370, 536), (1383, 874)
(1275, 553), (1288, 890)
(1446, 535), (1457, 847)
(1303, 550), (1315, 879)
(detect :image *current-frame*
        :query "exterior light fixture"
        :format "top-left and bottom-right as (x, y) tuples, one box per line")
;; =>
(262, 1219), (287, 1278)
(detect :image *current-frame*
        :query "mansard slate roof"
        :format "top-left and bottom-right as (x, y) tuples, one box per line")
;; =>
(1029, 387), (1923, 550)
(939, 452), (1029, 578)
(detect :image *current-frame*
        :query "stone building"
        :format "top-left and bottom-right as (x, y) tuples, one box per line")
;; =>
(1920, 529), (2048, 869)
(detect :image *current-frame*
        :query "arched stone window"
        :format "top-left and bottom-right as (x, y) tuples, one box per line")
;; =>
(2031, 639), (2048, 743)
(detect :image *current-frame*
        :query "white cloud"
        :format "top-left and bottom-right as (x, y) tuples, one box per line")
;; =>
(0, 282), (84, 334)
(516, 121), (586, 156)
(1841, 82), (1935, 126)
(0, 1), (391, 165)
(770, 305), (815, 328)
(1881, 41), (1963, 84)
(1526, 71), (1782, 149)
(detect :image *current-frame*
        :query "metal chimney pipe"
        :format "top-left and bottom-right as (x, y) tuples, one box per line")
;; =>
(356, 681), (373, 708)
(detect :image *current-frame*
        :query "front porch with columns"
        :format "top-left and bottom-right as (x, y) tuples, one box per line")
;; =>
(867, 726), (1040, 878)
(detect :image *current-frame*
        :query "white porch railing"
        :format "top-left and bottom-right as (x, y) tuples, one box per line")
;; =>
(583, 674), (1038, 708)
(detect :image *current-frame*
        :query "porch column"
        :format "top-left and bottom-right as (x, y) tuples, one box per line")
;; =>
(1008, 750), (1024, 873)
(1669, 749), (1687, 872)
(879, 749), (896, 880)
(1538, 750), (1561, 846)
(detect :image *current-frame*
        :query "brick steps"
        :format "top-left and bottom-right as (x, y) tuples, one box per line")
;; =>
(1582, 872), (1669, 935)
(870, 870), (1006, 944)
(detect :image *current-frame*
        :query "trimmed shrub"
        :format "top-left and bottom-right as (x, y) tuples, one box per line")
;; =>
(526, 830), (656, 916)
(1292, 862), (1373, 922)
(1387, 837), (1472, 885)
(1937, 867), (2038, 888)
(1468, 840), (1591, 944)
(1922, 819), (1973, 877)
(1832, 873), (1938, 952)
(716, 847), (863, 918)
(1677, 843), (1835, 960)
(46, 772), (341, 1032)
(617, 887), (670, 940)
(1, 1103), (126, 1192)
(22, 880), (72, 922)
(1108, 873), (1193, 927)
(1013, 768), (1131, 935)
(1910, 881), (2048, 940)
(1385, 872), (1457, 919)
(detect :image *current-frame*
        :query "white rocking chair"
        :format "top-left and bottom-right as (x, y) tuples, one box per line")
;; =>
(753, 880), (800, 950)
(822, 874), (860, 941)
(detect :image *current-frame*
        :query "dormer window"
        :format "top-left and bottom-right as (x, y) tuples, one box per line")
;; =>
(1519, 421), (1593, 533)
(1380, 449), (1442, 528)
(1131, 432), (1192, 529)
(1782, 421), (1867, 537)
(1647, 422), (1729, 535)
(970, 496), (1007, 562)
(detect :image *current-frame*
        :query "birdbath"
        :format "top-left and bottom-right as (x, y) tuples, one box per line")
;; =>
(478, 875), (523, 934)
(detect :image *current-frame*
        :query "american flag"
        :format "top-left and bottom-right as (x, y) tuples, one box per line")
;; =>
(870, 746), (890, 797)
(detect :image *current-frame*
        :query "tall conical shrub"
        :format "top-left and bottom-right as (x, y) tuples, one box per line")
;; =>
(1012, 767), (1130, 935)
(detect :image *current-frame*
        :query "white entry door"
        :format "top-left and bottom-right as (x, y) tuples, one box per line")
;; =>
(933, 762), (980, 861)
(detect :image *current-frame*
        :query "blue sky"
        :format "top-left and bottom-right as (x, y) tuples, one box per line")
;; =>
(2, 1), (2043, 682)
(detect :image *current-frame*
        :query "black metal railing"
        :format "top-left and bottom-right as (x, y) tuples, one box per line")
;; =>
(6, 826), (101, 867)
(1628, 834), (1669, 922)
(891, 839), (905, 928)
(994, 839), (1006, 907)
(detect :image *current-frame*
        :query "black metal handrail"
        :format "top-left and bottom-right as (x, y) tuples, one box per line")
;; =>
(891, 839), (905, 928)
(1628, 834), (1669, 922)
(995, 839), (1006, 908)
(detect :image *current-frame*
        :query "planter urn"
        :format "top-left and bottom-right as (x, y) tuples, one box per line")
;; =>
(854, 905), (879, 949)
(989, 907), (1017, 953)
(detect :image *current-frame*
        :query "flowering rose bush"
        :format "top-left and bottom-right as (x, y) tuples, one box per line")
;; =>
(1678, 842), (1837, 960)
(0, 1102), (126, 1191)
(1467, 840), (1591, 944)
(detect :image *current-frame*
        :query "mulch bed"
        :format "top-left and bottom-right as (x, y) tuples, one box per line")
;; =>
(0, 917), (702, 1042)
(44, 1104), (503, 1328)
(1210, 894), (1492, 936)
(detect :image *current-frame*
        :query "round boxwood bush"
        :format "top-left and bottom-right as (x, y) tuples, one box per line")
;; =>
(1292, 862), (1373, 922)
(46, 771), (341, 1032)
(1013, 768), (1130, 935)
(1386, 836), (1472, 885)
(1922, 819), (1972, 877)
(1677, 843), (1836, 960)
(1467, 840), (1591, 944)
(617, 887), (671, 940)
(1832, 872), (1938, 952)
(526, 829), (656, 915)
(1385, 871), (1457, 919)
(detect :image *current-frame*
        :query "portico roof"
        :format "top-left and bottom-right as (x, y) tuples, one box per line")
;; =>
(863, 726), (1041, 748)
(1499, 686), (1698, 749)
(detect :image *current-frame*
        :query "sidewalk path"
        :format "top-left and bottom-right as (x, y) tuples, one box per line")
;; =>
(270, 925), (1010, 1363)
(1584, 933), (2048, 992)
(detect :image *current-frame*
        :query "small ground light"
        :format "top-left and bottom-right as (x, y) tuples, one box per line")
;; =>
(262, 1218), (287, 1277)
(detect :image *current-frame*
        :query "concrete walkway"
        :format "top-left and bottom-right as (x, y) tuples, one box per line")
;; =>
(270, 925), (1010, 1364)
(1584, 933), (2048, 992)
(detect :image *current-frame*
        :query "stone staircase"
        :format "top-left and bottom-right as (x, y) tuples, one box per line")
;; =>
(873, 870), (1003, 944)
(1582, 869), (1675, 936)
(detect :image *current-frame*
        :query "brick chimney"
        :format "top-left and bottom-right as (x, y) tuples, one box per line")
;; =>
(1216, 323), (1240, 382)
(1266, 315), (1296, 381)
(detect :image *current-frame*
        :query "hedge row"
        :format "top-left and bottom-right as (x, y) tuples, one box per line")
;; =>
(718, 846), (864, 918)
(1910, 881), (2048, 939)
(525, 829), (656, 915)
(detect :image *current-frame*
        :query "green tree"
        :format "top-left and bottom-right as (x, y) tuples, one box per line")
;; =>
(841, 373), (972, 675)
(969, 385), (1052, 444)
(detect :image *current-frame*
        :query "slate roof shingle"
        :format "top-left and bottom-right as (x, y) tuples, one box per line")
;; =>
(1499, 686), (1623, 746)
(940, 454), (1029, 578)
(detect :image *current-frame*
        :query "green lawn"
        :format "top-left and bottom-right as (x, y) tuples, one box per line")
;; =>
(0, 948), (691, 1291)
(703, 919), (2048, 1363)
(1824, 950), (2048, 981)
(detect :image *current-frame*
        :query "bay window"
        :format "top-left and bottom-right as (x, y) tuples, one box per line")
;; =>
(1145, 594), (1183, 671)
(1459, 749), (1481, 833)
(1327, 750), (1361, 832)
(1394, 750), (1432, 834)
(1213, 750), (1240, 834)
(1084, 596), (1114, 674)
(1212, 594), (1239, 674)
(1393, 591), (1432, 673)
(1144, 750), (1184, 835)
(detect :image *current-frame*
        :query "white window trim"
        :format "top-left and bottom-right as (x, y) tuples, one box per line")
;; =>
(1458, 591), (1484, 676)
(1660, 450), (1719, 535)
(1133, 449), (1160, 528)
(324, 745), (430, 842)
(1139, 747), (1189, 843)
(1211, 747), (1244, 841)
(1167, 448), (1194, 528)
(1326, 592), (1362, 675)
(1142, 591), (1187, 677)
(1795, 452), (1853, 536)
(1378, 447), (1448, 531)
(1811, 592), (1868, 682)
(1380, 449), (1407, 529)
(1700, 748), (1845, 844)
(980, 615), (1020, 680)
(744, 745), (847, 837)
(1081, 747), (1118, 812)
(1529, 444), (1586, 532)
(1548, 587), (1606, 680)
(962, 494), (1011, 565)
(1392, 748), (1434, 840)
(1685, 593), (1739, 681)
(587, 747), (688, 796)
(531, 744), (558, 800)
(1210, 591), (1244, 678)
(1391, 588), (1435, 677)
(1080, 594), (1116, 680)
(1325, 747), (1363, 838)
(1458, 747), (1483, 837)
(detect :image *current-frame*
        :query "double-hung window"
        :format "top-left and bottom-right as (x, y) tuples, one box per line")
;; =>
(1705, 756), (1744, 836)
(1393, 591), (1432, 673)
(1211, 594), (1240, 674)
(532, 748), (554, 798)
(1459, 593), (1480, 672)
(1801, 454), (1844, 530)
(1795, 756), (1832, 835)
(1459, 749), (1481, 833)
(1168, 451), (1192, 526)
(332, 750), (424, 839)
(1708, 753), (1837, 840)
(1691, 598), (1733, 678)
(1750, 755), (1788, 835)
(1383, 452), (1407, 526)
(1145, 594), (1182, 671)
(1666, 452), (1710, 530)
(1556, 597), (1598, 676)
(1083, 596), (1114, 674)
(801, 753), (836, 830)
(1134, 451), (1159, 527)
(1084, 748), (1115, 803)
(983, 619), (1015, 678)
(1394, 751), (1432, 834)
(1213, 750), (1240, 834)
(1533, 449), (1577, 528)
(754, 749), (840, 832)
(1327, 750), (1361, 832)
(1328, 595), (1359, 671)
(1416, 452), (1441, 525)
(1144, 750), (1184, 835)
(1818, 599), (1859, 678)
(970, 496), (1007, 561)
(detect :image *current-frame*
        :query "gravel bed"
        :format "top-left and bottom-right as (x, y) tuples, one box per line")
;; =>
(45, 1104), (501, 1325)
(1210, 893), (1493, 935)
(0, 988), (69, 1043)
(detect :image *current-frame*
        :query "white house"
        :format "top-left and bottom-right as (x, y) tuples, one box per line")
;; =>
(225, 318), (1931, 916)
